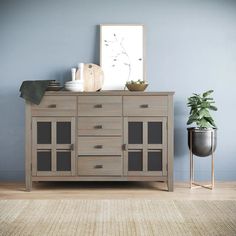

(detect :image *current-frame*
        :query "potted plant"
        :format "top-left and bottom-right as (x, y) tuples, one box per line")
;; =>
(187, 90), (217, 157)
(125, 79), (148, 91)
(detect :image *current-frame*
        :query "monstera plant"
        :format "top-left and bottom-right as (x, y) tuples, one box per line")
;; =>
(187, 90), (217, 157)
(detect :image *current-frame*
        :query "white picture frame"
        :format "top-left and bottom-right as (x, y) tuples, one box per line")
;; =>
(100, 24), (145, 90)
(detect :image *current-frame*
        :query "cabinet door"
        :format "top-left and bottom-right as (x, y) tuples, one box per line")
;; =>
(32, 117), (75, 176)
(124, 117), (167, 176)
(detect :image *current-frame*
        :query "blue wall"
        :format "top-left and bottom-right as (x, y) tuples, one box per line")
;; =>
(0, 0), (236, 181)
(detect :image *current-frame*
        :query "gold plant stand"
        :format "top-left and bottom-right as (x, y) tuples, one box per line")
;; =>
(189, 129), (215, 190)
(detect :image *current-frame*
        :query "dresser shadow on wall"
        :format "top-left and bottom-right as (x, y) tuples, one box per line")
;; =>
(0, 90), (25, 181)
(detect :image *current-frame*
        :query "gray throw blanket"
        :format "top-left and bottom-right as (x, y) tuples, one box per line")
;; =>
(20, 80), (51, 105)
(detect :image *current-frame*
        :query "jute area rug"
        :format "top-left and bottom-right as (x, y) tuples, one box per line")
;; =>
(0, 200), (235, 236)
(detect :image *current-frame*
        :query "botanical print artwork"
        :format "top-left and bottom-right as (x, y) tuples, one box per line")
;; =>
(100, 25), (144, 90)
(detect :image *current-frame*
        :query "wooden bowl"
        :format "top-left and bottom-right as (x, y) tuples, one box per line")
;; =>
(126, 83), (148, 91)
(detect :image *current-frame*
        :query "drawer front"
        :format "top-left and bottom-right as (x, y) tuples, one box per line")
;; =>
(78, 137), (122, 155)
(78, 96), (122, 116)
(78, 117), (122, 136)
(31, 96), (77, 116)
(78, 156), (122, 176)
(123, 96), (168, 116)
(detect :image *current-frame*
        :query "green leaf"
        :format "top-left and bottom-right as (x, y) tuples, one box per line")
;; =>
(189, 112), (199, 119)
(199, 109), (211, 118)
(198, 118), (211, 128)
(209, 105), (217, 111)
(187, 118), (195, 125)
(205, 117), (217, 128)
(203, 90), (214, 97)
(201, 101), (210, 108)
(203, 97), (213, 101)
(193, 93), (200, 97)
(189, 107), (198, 115)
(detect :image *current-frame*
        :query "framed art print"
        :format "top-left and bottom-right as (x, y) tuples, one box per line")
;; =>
(100, 24), (145, 90)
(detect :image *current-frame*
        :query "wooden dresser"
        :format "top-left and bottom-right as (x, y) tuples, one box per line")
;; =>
(25, 91), (174, 191)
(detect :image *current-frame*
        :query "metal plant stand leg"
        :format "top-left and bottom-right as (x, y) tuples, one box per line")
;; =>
(190, 130), (193, 188)
(190, 130), (214, 190)
(211, 130), (215, 189)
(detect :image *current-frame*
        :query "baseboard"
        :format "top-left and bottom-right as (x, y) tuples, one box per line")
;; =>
(0, 170), (235, 181)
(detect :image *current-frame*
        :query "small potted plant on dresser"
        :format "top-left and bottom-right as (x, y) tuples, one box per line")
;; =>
(125, 80), (148, 91)
(187, 90), (217, 157)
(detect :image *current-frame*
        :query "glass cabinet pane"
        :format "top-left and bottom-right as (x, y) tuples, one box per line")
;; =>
(148, 150), (162, 171)
(57, 122), (71, 144)
(37, 122), (51, 144)
(148, 122), (162, 144)
(128, 151), (143, 171)
(128, 122), (143, 144)
(56, 151), (71, 171)
(37, 151), (51, 171)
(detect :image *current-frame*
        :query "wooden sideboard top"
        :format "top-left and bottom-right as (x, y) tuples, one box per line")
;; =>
(45, 91), (175, 96)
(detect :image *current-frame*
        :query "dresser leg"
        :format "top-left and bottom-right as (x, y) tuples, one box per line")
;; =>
(167, 179), (174, 192)
(25, 177), (32, 192)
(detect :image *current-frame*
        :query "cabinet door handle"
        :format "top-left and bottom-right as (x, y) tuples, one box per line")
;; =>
(94, 145), (103, 149)
(94, 104), (103, 108)
(122, 144), (127, 151)
(140, 104), (149, 108)
(94, 125), (103, 129)
(48, 104), (57, 108)
(70, 144), (74, 151)
(94, 165), (103, 169)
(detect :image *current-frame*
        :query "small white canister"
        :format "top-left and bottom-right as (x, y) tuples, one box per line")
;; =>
(78, 63), (84, 82)
(71, 68), (77, 81)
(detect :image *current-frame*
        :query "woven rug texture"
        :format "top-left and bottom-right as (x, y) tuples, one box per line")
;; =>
(0, 200), (236, 236)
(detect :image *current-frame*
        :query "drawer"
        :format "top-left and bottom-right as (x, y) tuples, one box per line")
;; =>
(78, 137), (122, 155)
(123, 96), (168, 116)
(31, 96), (76, 116)
(78, 156), (122, 176)
(78, 117), (122, 136)
(78, 96), (122, 116)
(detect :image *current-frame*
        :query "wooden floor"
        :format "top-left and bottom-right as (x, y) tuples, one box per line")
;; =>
(0, 181), (235, 200)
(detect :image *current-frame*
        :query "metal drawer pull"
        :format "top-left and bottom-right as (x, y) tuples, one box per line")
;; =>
(140, 104), (149, 108)
(94, 145), (103, 149)
(94, 104), (103, 108)
(94, 165), (103, 169)
(94, 125), (103, 129)
(48, 104), (57, 108)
